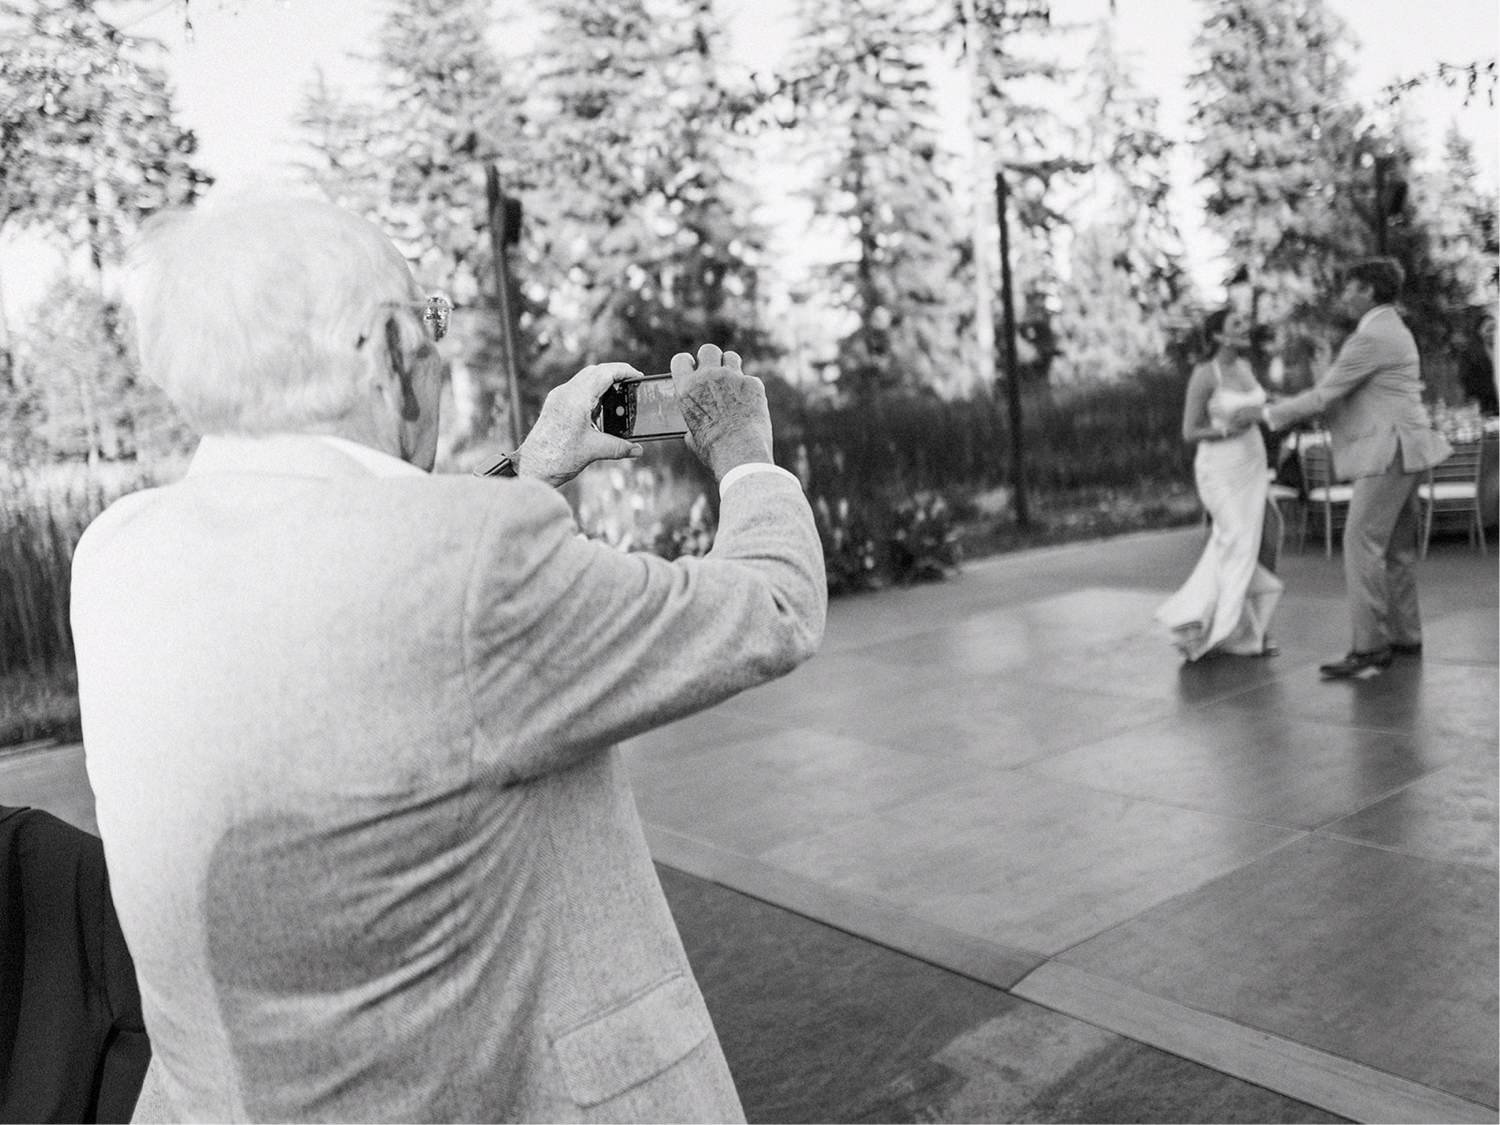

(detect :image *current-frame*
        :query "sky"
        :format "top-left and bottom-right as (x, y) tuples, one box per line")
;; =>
(2, 0), (1497, 317)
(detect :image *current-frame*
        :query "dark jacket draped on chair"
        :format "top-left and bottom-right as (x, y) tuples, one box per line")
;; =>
(0, 806), (150, 1124)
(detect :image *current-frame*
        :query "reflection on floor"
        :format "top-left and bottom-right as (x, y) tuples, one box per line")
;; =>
(660, 865), (1348, 1124)
(625, 529), (1499, 1124)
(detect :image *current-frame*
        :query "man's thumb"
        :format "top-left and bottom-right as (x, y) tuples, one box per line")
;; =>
(602, 435), (644, 460)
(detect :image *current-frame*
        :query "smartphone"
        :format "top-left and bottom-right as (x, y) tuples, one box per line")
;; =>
(593, 373), (688, 441)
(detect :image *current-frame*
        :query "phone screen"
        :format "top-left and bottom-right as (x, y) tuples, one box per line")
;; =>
(594, 374), (688, 441)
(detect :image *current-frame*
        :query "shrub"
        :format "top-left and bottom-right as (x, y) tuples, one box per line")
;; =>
(888, 490), (961, 584)
(779, 366), (1190, 501)
(812, 494), (883, 596)
(0, 665), (81, 746)
(0, 461), (174, 678)
(570, 453), (719, 562)
(651, 492), (715, 561)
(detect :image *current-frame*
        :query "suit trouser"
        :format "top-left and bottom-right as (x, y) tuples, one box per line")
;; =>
(1343, 456), (1422, 652)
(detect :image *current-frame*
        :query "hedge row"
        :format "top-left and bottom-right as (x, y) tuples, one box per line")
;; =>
(771, 367), (1188, 501)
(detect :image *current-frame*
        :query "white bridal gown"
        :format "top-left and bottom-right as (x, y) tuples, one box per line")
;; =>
(1156, 370), (1284, 661)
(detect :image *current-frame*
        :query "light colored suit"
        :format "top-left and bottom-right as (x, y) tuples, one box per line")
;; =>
(1267, 305), (1451, 651)
(1265, 305), (1449, 480)
(70, 433), (826, 1123)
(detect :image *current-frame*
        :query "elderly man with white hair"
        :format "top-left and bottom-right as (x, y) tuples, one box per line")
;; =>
(70, 195), (826, 1123)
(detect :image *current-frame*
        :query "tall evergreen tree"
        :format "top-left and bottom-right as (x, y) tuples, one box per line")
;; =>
(644, 0), (776, 368)
(524, 0), (677, 377)
(1350, 114), (1488, 367)
(368, 0), (516, 297)
(1054, 21), (1191, 386)
(0, 0), (212, 276)
(295, 67), (389, 221)
(943, 0), (1065, 393)
(521, 0), (775, 386)
(1417, 125), (1499, 410)
(10, 277), (192, 464)
(0, 0), (209, 460)
(784, 0), (965, 400)
(297, 0), (530, 452)
(1189, 0), (1363, 330)
(1422, 124), (1499, 307)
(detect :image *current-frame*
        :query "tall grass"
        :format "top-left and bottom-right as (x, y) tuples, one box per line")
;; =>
(1, 461), (169, 677)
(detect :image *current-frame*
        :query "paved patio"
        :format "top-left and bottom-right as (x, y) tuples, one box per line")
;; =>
(623, 526), (1498, 1124)
(4, 526), (1495, 1122)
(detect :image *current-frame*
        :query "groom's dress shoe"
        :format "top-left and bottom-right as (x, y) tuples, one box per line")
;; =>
(1320, 649), (1393, 679)
(1390, 641), (1423, 657)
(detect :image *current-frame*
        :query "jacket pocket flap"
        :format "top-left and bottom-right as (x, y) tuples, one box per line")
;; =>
(552, 973), (711, 1107)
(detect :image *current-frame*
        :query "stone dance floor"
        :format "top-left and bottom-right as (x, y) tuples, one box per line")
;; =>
(625, 527), (1498, 1124)
(4, 526), (1495, 1122)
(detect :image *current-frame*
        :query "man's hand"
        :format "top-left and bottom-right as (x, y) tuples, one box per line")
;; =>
(515, 363), (644, 487)
(672, 344), (774, 481)
(1227, 403), (1264, 430)
(1312, 337), (1333, 375)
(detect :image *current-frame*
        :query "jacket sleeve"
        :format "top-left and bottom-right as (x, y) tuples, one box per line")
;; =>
(1267, 330), (1381, 430)
(462, 472), (827, 783)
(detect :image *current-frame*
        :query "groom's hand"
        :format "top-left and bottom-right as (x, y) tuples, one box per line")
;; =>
(1228, 403), (1262, 430)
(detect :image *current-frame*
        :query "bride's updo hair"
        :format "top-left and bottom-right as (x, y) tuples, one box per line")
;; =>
(1199, 307), (1233, 360)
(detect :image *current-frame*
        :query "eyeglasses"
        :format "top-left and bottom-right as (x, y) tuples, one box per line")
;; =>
(357, 293), (453, 348)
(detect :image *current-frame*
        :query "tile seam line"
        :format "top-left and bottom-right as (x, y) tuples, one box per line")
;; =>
(645, 825), (1050, 983)
(1029, 831), (1315, 968)
(1008, 961), (1500, 1123)
(1309, 826), (1499, 870)
(1307, 752), (1499, 833)
(1006, 763), (1328, 836)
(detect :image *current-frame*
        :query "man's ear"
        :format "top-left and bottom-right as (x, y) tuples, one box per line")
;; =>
(382, 316), (423, 422)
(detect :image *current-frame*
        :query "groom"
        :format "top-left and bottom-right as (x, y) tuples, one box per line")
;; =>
(1233, 258), (1451, 679)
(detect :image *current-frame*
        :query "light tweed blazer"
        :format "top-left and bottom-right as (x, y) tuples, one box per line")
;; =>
(1266, 305), (1450, 480)
(71, 434), (826, 1123)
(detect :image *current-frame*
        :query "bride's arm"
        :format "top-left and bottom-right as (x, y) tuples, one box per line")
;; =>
(1182, 365), (1230, 444)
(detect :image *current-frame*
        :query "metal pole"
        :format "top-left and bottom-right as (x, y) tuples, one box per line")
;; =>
(1373, 156), (1388, 255)
(995, 170), (1030, 528)
(960, 0), (996, 396)
(486, 165), (525, 451)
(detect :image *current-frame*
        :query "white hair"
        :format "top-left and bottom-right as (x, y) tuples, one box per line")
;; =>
(123, 195), (420, 434)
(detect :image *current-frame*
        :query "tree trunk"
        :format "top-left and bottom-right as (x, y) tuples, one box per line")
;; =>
(960, 0), (996, 397)
(85, 182), (109, 464)
(996, 170), (1029, 528)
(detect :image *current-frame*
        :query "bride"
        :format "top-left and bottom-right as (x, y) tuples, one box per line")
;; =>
(1157, 307), (1284, 661)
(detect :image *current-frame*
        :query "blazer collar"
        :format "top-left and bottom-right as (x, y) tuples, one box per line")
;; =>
(186, 433), (427, 480)
(1356, 304), (1394, 333)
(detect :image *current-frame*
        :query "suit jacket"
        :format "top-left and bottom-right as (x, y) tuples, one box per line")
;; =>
(0, 806), (151, 1124)
(70, 434), (827, 1123)
(1266, 305), (1450, 479)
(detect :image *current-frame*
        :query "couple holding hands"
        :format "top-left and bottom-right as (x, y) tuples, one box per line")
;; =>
(1156, 258), (1452, 679)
